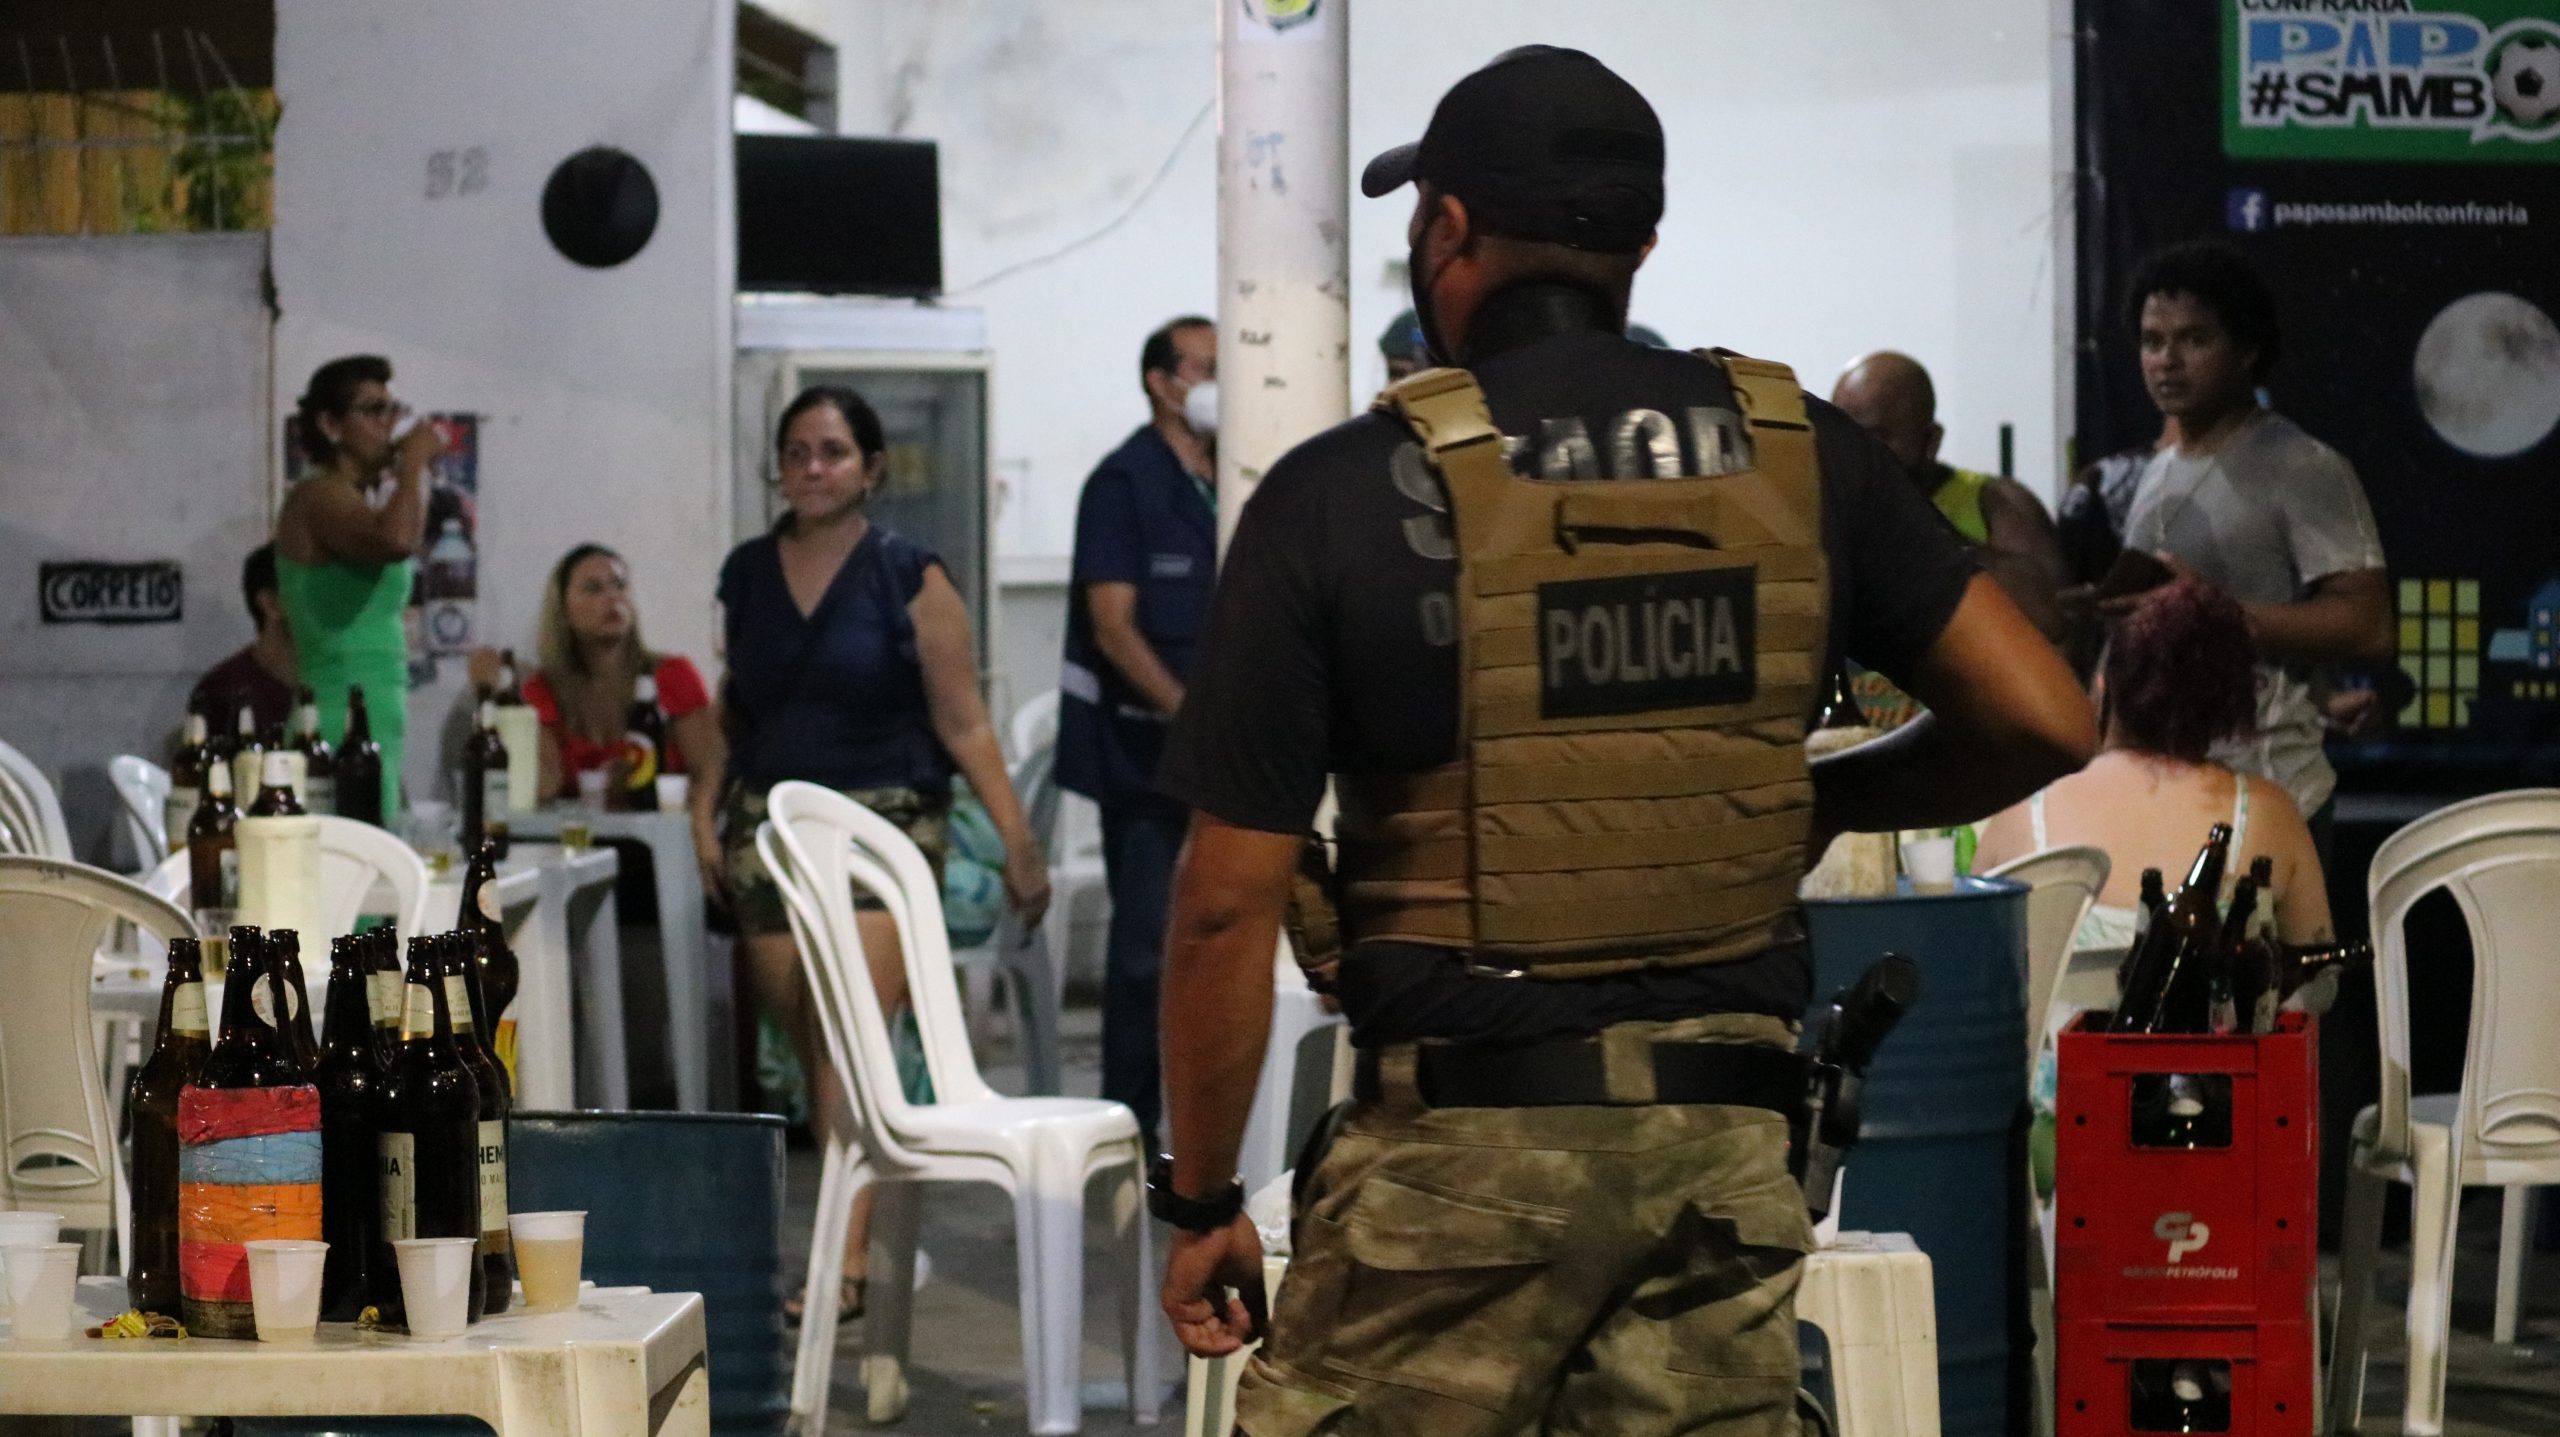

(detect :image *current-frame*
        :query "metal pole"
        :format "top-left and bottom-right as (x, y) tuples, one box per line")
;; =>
(1214, 0), (1350, 560)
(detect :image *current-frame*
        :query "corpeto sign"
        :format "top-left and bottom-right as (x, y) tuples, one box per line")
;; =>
(39, 560), (184, 625)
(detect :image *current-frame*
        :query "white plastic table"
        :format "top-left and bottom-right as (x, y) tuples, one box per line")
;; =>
(427, 844), (622, 1110)
(0, 1277), (708, 1437)
(506, 806), (721, 1111)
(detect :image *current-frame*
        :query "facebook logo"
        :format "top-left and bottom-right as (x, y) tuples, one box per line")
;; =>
(2227, 187), (2270, 233)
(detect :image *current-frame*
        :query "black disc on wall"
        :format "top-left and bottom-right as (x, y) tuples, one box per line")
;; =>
(541, 146), (659, 268)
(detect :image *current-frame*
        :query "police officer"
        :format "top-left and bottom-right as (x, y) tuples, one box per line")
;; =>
(1059, 314), (1219, 1145)
(1148, 47), (2097, 1434)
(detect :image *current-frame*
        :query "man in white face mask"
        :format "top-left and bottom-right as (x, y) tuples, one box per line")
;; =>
(1057, 313), (1219, 1148)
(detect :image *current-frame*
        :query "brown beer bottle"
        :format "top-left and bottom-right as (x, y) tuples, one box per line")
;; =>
(293, 686), (338, 818)
(228, 701), (265, 805)
(187, 760), (242, 971)
(165, 705), (213, 858)
(316, 936), (385, 1320)
(624, 671), (668, 809)
(457, 840), (521, 1021)
(1815, 665), (1866, 732)
(376, 936), (483, 1327)
(2113, 824), (2232, 1033)
(336, 685), (385, 826)
(126, 936), (211, 1314)
(179, 928), (321, 1339)
(264, 929), (323, 1075)
(366, 926), (404, 1073)
(461, 689), (511, 860)
(444, 932), (514, 1313)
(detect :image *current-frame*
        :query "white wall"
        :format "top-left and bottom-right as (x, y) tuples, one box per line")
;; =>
(273, 0), (735, 798)
(0, 235), (274, 864)
(790, 0), (2059, 574)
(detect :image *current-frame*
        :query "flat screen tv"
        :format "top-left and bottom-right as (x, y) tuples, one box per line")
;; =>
(736, 134), (942, 297)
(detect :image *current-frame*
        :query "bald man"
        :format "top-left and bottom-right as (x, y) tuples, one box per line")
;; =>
(1834, 351), (2069, 642)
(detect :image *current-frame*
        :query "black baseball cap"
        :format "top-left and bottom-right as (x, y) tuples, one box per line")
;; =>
(1361, 46), (1664, 255)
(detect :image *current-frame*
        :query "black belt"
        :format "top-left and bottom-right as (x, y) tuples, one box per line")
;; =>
(1353, 1036), (1808, 1113)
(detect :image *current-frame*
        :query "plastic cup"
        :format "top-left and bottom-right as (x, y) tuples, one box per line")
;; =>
(392, 1237), (478, 1339)
(1902, 835), (1959, 891)
(652, 773), (689, 815)
(243, 1239), (329, 1342)
(576, 769), (611, 810)
(508, 1210), (586, 1312)
(0, 1213), (63, 1316)
(2, 1242), (83, 1341)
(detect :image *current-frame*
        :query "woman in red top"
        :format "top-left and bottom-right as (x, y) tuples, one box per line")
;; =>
(525, 544), (723, 875)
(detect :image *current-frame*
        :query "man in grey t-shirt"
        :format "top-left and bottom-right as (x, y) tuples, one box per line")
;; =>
(2112, 242), (2393, 838)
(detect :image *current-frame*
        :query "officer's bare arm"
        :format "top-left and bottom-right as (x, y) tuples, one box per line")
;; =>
(1981, 478), (2072, 643)
(1087, 581), (1189, 715)
(1160, 813), (1302, 1195)
(1810, 572), (2097, 839)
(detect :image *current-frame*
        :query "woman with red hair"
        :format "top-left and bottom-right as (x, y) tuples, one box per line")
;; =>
(1978, 576), (2333, 948)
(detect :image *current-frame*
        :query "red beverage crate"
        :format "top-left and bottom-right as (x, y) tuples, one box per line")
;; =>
(2056, 1319), (2314, 1436)
(2054, 1011), (2317, 1326)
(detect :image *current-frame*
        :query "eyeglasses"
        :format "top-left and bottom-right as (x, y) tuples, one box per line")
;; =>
(351, 399), (407, 421)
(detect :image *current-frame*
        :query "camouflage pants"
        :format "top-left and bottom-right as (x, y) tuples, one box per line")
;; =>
(1239, 1013), (1812, 1437)
(720, 782), (950, 935)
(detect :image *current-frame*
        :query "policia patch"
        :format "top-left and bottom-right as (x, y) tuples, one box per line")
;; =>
(1538, 567), (1754, 718)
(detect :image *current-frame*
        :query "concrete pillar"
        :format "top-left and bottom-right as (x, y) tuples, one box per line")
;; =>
(1213, 0), (1351, 558)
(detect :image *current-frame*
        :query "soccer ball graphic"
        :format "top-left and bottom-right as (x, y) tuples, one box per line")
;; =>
(2491, 34), (2560, 127)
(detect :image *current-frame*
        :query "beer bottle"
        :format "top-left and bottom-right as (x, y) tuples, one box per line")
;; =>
(1814, 665), (1866, 732)
(188, 760), (242, 971)
(457, 840), (521, 1020)
(366, 926), (404, 1073)
(337, 684), (385, 826)
(445, 933), (514, 1314)
(247, 749), (307, 819)
(497, 650), (527, 706)
(166, 706), (213, 857)
(624, 671), (667, 809)
(2113, 825), (2232, 1033)
(2202, 877), (2259, 1036)
(229, 702), (265, 806)
(126, 936), (211, 1314)
(294, 686), (337, 817)
(375, 936), (483, 1327)
(316, 936), (385, 1320)
(178, 929), (322, 1339)
(461, 689), (511, 860)
(264, 929), (323, 1076)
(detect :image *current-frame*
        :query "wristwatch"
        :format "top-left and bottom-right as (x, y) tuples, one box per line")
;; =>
(1146, 1154), (1245, 1233)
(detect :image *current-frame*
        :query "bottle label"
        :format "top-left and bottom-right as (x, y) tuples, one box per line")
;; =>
(163, 790), (199, 850)
(481, 770), (509, 825)
(369, 969), (398, 1028)
(403, 982), (435, 1040)
(217, 849), (241, 908)
(478, 1119), (511, 1251)
(306, 775), (336, 816)
(379, 1130), (417, 1242)
(478, 883), (502, 923)
(445, 975), (475, 1031)
(170, 980), (209, 1035)
(622, 733), (660, 788)
(250, 976), (302, 1031)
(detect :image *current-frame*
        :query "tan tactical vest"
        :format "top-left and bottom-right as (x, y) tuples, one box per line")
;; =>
(1332, 354), (1829, 978)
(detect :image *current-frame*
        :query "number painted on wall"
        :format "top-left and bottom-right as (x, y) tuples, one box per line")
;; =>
(426, 147), (492, 200)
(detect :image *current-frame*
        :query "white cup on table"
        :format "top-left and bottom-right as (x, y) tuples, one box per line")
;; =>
(2, 1241), (83, 1341)
(0, 1212), (63, 1315)
(1901, 835), (1958, 892)
(244, 1239), (329, 1342)
(652, 773), (689, 815)
(393, 1237), (478, 1339)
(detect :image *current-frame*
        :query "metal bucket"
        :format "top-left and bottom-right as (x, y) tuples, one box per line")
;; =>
(1804, 876), (2030, 1437)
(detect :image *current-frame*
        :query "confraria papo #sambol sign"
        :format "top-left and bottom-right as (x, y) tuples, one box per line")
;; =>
(39, 560), (183, 624)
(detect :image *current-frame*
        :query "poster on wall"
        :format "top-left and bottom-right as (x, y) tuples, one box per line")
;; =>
(2078, 0), (2560, 780)
(284, 413), (483, 675)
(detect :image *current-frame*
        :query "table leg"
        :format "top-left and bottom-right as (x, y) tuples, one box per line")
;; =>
(511, 893), (577, 1110)
(561, 874), (630, 1110)
(645, 831), (711, 1112)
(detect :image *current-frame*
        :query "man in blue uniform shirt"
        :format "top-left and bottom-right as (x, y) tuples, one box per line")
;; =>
(1059, 313), (1220, 1144)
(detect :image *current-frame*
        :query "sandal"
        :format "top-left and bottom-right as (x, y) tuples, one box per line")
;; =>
(783, 1276), (865, 1326)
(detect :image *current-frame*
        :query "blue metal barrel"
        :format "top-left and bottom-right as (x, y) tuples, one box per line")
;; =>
(510, 1111), (791, 1437)
(1803, 876), (2029, 1437)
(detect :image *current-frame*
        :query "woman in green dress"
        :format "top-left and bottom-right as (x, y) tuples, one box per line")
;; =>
(273, 355), (442, 819)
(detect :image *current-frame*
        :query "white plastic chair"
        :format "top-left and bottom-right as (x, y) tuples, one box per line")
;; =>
(759, 780), (1164, 1436)
(0, 736), (73, 858)
(1236, 944), (1343, 1197)
(109, 755), (173, 871)
(143, 813), (433, 939)
(1982, 846), (2110, 1069)
(0, 856), (192, 1250)
(2328, 790), (2560, 1437)
(951, 738), (1066, 1094)
(1013, 689), (1112, 989)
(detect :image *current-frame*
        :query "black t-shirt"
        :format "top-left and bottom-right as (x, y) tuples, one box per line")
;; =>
(1157, 288), (1980, 1044)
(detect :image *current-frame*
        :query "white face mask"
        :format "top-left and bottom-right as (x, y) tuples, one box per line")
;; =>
(1182, 378), (1219, 439)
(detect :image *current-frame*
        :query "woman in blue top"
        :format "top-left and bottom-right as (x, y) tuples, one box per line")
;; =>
(696, 385), (1049, 1319)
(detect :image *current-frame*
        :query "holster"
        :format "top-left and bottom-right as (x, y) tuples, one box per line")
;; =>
(1283, 831), (1344, 995)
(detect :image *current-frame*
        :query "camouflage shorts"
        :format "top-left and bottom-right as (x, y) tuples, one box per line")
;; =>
(1238, 1012), (1814, 1437)
(720, 783), (950, 935)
